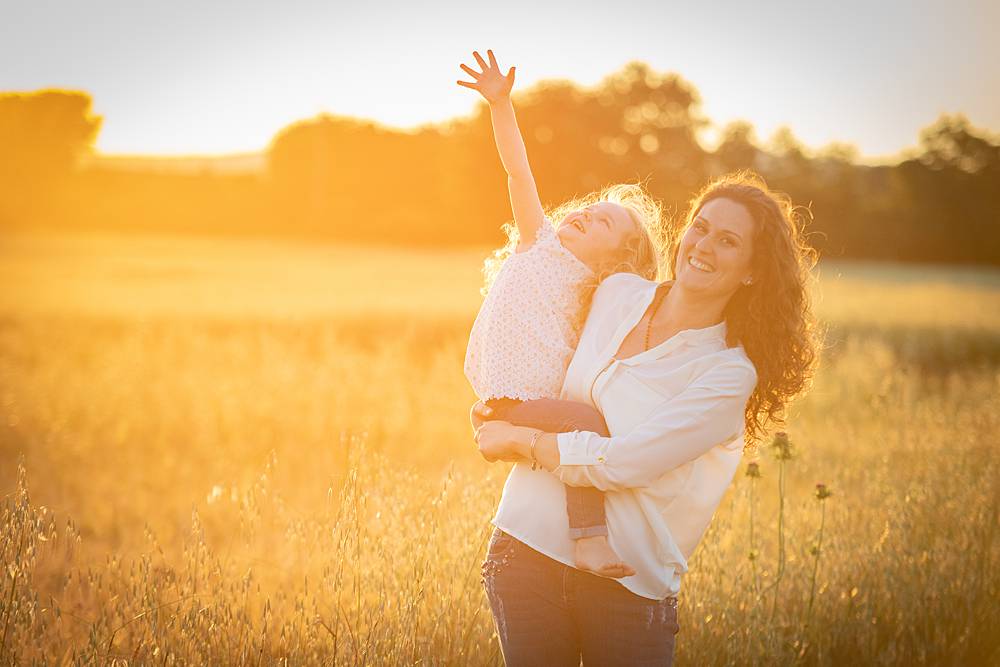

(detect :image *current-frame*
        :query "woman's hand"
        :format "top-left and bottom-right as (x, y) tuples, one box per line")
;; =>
(475, 420), (529, 463)
(457, 50), (515, 104)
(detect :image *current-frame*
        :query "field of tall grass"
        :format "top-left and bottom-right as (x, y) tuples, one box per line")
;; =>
(2, 232), (999, 665)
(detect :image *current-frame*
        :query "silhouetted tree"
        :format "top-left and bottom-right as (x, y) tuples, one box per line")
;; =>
(0, 90), (101, 226)
(598, 62), (708, 199)
(4, 69), (998, 265)
(918, 114), (1000, 173)
(713, 121), (760, 174)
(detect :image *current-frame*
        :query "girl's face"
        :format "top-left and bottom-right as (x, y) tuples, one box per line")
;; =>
(557, 202), (637, 270)
(674, 197), (755, 298)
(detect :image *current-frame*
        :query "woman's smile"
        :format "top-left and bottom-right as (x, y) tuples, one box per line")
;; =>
(687, 256), (715, 272)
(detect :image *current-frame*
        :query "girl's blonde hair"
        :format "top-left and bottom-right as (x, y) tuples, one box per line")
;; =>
(482, 183), (666, 332)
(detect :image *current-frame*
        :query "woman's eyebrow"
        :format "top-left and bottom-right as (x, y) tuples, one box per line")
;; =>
(695, 216), (743, 241)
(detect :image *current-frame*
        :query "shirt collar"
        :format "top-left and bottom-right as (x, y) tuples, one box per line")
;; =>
(649, 280), (728, 346)
(676, 319), (727, 344)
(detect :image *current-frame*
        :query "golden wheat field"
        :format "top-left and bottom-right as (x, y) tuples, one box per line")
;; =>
(2, 232), (999, 665)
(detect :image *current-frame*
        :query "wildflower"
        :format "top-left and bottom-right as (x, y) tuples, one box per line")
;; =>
(770, 431), (794, 461)
(806, 480), (832, 623)
(745, 460), (761, 478)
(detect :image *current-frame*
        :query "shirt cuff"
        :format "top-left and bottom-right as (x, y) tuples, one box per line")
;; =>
(556, 431), (608, 466)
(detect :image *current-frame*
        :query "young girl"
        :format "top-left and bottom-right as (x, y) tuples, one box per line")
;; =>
(459, 50), (663, 579)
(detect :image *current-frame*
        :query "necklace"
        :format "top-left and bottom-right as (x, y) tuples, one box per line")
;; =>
(643, 283), (670, 351)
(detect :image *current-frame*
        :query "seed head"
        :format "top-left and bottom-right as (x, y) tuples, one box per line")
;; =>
(745, 461), (761, 478)
(770, 431), (794, 461)
(815, 483), (832, 500)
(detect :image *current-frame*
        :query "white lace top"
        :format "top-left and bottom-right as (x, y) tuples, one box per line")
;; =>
(464, 220), (593, 401)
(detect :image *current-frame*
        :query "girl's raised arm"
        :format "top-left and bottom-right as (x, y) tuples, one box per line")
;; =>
(458, 50), (545, 250)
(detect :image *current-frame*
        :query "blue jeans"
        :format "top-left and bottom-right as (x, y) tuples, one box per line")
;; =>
(481, 528), (679, 666)
(485, 398), (609, 539)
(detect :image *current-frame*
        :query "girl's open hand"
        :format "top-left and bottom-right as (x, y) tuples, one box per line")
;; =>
(457, 50), (515, 104)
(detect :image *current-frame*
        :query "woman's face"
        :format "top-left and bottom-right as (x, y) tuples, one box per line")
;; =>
(674, 197), (755, 298)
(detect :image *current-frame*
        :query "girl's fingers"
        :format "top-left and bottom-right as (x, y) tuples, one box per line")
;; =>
(487, 49), (498, 68)
(456, 80), (479, 89)
(473, 51), (488, 70)
(460, 63), (481, 79)
(506, 66), (515, 83)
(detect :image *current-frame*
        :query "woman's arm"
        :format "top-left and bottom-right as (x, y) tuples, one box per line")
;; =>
(471, 398), (608, 464)
(457, 50), (546, 249)
(474, 421), (559, 468)
(553, 360), (757, 491)
(476, 360), (757, 491)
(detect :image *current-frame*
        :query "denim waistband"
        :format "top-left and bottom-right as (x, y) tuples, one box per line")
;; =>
(495, 529), (679, 606)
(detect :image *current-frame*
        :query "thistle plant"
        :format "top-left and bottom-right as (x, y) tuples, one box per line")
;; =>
(744, 459), (762, 598)
(764, 431), (794, 622)
(806, 482), (833, 624)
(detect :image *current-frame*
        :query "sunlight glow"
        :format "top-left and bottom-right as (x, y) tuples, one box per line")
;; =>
(2, 0), (998, 158)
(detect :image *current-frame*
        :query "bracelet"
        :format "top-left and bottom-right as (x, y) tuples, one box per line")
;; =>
(528, 429), (544, 471)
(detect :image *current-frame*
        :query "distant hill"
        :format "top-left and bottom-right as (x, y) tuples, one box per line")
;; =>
(81, 152), (266, 175)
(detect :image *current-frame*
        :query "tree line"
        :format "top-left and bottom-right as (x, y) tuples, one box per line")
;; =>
(1, 63), (998, 264)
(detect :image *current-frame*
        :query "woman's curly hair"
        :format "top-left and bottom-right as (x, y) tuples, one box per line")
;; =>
(668, 171), (822, 445)
(482, 183), (666, 332)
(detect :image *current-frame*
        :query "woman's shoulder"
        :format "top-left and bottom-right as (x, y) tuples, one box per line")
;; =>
(590, 272), (656, 309)
(714, 344), (759, 389)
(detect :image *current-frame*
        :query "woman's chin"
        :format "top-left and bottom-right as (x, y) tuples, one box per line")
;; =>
(675, 269), (714, 289)
(680, 277), (748, 307)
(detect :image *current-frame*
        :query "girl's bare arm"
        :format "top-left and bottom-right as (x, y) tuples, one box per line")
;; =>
(458, 50), (545, 249)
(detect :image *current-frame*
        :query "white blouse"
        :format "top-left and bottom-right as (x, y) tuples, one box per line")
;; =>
(464, 220), (593, 402)
(492, 272), (758, 600)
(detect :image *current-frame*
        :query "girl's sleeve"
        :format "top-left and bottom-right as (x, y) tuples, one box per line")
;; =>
(554, 359), (757, 492)
(531, 217), (558, 247)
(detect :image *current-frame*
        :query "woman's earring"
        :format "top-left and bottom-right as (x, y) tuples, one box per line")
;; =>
(743, 277), (754, 286)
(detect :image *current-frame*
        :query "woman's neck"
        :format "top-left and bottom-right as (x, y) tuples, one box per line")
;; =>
(657, 282), (728, 332)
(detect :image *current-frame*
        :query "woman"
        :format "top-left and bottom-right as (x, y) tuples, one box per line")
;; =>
(472, 172), (820, 666)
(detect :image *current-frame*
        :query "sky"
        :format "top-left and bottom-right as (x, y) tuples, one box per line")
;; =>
(3, 0), (998, 160)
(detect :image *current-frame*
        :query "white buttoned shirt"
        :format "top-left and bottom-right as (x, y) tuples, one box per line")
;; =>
(491, 272), (758, 600)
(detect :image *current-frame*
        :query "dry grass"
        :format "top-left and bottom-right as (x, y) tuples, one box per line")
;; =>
(1, 233), (999, 665)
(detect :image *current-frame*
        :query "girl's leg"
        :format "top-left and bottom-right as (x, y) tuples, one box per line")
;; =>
(487, 398), (609, 539)
(481, 527), (581, 667)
